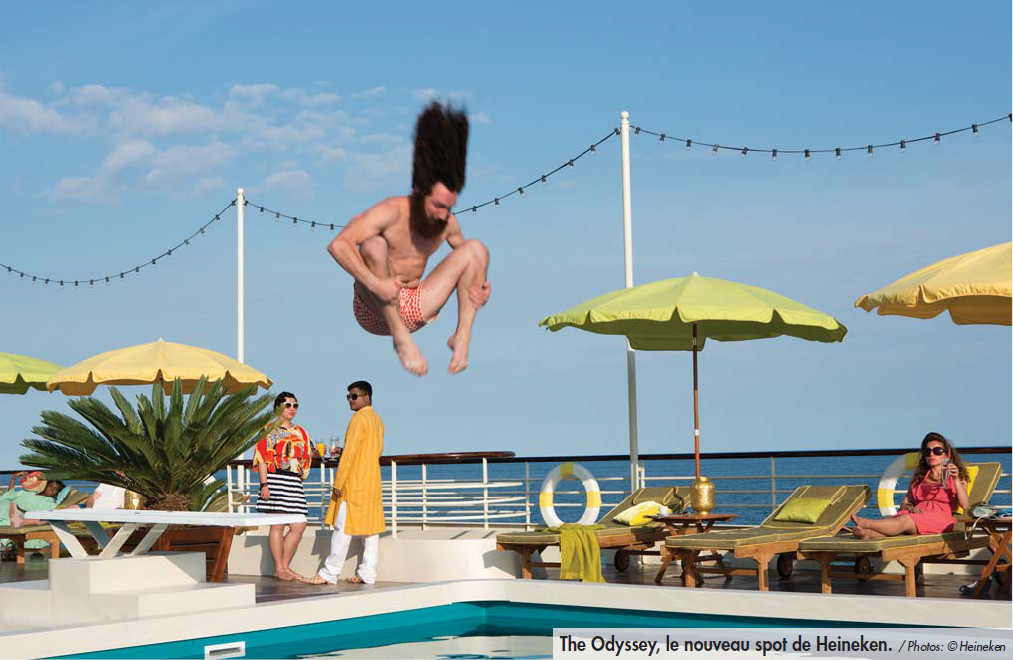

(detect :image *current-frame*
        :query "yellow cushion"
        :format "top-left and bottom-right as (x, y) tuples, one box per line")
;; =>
(773, 497), (832, 523)
(612, 501), (669, 526)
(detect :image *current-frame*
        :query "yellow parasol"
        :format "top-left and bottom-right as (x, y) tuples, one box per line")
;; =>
(0, 352), (64, 394)
(46, 339), (272, 395)
(855, 242), (1011, 326)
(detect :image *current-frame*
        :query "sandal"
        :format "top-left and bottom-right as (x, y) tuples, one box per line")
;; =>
(345, 576), (364, 584)
(300, 575), (332, 585)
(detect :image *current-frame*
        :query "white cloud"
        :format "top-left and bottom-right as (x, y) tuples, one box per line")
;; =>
(301, 92), (341, 107)
(50, 81), (65, 94)
(110, 96), (225, 135)
(351, 86), (386, 99)
(413, 88), (439, 102)
(71, 84), (125, 106)
(0, 88), (83, 133)
(227, 83), (279, 101)
(342, 144), (411, 193)
(193, 176), (228, 196)
(471, 111), (491, 125)
(46, 175), (115, 203)
(262, 170), (314, 195)
(101, 140), (157, 171)
(257, 123), (326, 145)
(305, 143), (351, 164)
(145, 142), (236, 185)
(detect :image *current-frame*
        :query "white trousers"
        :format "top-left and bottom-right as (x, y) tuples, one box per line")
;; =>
(317, 502), (378, 584)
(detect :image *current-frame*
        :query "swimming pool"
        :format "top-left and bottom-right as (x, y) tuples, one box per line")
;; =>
(51, 600), (899, 659)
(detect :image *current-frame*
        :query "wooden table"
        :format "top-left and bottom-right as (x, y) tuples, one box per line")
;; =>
(651, 512), (736, 583)
(968, 516), (1012, 598)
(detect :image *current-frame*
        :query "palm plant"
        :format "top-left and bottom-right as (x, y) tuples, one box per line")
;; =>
(20, 377), (275, 511)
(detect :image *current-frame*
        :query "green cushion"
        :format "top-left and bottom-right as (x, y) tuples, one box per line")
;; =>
(774, 496), (833, 523)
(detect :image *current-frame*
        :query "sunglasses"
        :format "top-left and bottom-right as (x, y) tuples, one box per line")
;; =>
(922, 446), (946, 456)
(282, 402), (299, 409)
(346, 393), (365, 401)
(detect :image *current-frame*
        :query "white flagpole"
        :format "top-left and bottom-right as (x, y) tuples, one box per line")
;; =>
(620, 111), (640, 490)
(236, 188), (245, 363)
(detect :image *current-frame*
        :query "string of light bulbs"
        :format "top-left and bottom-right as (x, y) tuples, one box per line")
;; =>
(453, 128), (618, 214)
(4, 111), (1009, 286)
(633, 113), (1011, 160)
(0, 200), (235, 287)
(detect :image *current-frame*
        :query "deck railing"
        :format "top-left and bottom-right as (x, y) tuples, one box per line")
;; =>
(221, 446), (1011, 532)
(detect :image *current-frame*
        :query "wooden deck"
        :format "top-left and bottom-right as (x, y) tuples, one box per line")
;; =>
(2, 553), (1006, 603)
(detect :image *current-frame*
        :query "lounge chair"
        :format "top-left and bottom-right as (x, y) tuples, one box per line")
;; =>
(796, 461), (1002, 597)
(660, 484), (871, 591)
(496, 486), (690, 579)
(0, 488), (91, 564)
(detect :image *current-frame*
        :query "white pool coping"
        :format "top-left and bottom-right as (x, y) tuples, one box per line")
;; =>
(1, 579), (1010, 659)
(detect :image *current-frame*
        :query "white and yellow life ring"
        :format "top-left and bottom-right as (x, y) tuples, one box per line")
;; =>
(876, 452), (920, 516)
(539, 462), (601, 527)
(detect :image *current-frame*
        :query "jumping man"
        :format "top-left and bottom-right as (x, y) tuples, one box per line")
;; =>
(328, 101), (490, 375)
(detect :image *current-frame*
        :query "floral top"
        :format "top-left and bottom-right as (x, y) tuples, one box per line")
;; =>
(252, 424), (313, 479)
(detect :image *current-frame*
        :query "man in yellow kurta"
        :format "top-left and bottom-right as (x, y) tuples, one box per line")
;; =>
(310, 380), (385, 585)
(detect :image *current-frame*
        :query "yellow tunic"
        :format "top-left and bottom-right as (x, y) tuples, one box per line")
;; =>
(324, 405), (385, 535)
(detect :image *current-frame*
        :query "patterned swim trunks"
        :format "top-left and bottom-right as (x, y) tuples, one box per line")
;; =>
(353, 286), (430, 336)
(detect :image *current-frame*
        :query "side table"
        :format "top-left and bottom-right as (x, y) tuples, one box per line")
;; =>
(968, 516), (1012, 598)
(651, 513), (737, 583)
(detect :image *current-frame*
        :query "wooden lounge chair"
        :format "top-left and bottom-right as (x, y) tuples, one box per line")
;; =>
(796, 462), (1002, 597)
(496, 486), (690, 579)
(661, 484), (871, 591)
(0, 489), (91, 564)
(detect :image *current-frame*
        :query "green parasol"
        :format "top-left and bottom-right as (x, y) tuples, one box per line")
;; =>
(0, 352), (64, 394)
(540, 273), (847, 478)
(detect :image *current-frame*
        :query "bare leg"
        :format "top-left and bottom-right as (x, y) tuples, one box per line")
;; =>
(280, 522), (307, 578)
(268, 524), (287, 578)
(356, 237), (427, 376)
(854, 515), (918, 538)
(419, 239), (490, 374)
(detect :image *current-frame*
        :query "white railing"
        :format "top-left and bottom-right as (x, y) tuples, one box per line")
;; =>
(222, 448), (1012, 530)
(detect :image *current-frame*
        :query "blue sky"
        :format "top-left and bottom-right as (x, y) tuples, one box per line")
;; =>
(1, 1), (1010, 467)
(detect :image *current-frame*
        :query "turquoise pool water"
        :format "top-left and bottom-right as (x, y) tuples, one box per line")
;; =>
(52, 601), (897, 659)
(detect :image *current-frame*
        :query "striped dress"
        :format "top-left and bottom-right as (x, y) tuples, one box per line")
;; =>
(253, 424), (313, 515)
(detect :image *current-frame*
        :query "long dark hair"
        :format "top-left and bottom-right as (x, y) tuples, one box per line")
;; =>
(912, 432), (969, 487)
(411, 101), (468, 195)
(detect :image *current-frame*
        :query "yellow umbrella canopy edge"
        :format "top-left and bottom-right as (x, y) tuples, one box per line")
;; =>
(46, 339), (272, 395)
(855, 242), (1012, 326)
(0, 352), (64, 394)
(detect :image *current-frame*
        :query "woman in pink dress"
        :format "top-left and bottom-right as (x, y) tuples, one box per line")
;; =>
(851, 432), (970, 539)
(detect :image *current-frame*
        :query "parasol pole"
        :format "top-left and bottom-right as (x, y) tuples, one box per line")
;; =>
(693, 323), (700, 478)
(620, 110), (640, 490)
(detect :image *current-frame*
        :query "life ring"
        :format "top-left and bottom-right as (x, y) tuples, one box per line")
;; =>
(876, 452), (920, 516)
(539, 462), (601, 527)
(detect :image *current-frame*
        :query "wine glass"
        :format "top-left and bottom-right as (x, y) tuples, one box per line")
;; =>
(329, 438), (342, 458)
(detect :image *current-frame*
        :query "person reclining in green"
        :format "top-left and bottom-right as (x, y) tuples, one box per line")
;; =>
(1, 471), (66, 527)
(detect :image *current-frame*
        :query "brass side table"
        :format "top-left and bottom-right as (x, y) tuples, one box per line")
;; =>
(651, 513), (737, 583)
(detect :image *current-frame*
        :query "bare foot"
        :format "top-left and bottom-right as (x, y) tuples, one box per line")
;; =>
(447, 334), (469, 374)
(393, 335), (427, 376)
(850, 513), (871, 528)
(851, 526), (867, 538)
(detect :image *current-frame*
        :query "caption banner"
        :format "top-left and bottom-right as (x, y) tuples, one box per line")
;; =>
(554, 628), (1012, 659)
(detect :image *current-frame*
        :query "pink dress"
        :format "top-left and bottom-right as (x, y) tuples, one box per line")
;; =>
(894, 475), (958, 534)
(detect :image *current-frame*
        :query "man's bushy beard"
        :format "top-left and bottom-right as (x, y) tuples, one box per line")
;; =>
(409, 192), (447, 239)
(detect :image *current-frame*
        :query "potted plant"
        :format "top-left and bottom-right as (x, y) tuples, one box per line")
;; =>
(19, 377), (274, 580)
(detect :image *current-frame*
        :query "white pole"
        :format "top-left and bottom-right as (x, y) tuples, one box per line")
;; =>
(620, 111), (640, 490)
(236, 188), (245, 363)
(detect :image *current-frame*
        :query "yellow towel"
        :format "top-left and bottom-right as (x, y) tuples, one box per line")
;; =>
(549, 523), (606, 583)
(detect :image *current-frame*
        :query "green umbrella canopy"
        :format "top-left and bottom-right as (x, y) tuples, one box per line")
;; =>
(538, 273), (847, 480)
(0, 352), (64, 394)
(539, 273), (847, 349)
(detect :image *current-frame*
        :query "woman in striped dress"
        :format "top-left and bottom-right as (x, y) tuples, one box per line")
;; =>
(254, 391), (315, 580)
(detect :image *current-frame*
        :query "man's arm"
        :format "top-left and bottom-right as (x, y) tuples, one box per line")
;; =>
(327, 198), (401, 303)
(332, 414), (363, 497)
